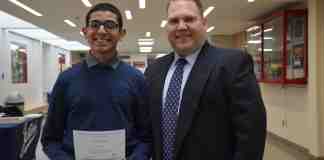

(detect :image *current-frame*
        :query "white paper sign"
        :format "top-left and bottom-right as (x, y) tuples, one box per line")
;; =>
(73, 129), (125, 160)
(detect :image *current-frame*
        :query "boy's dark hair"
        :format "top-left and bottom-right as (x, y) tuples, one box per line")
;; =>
(85, 3), (123, 31)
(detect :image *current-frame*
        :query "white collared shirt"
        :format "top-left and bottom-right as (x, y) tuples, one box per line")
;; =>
(162, 47), (201, 114)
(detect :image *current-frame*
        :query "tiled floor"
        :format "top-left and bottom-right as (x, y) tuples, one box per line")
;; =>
(263, 133), (312, 160)
(36, 133), (313, 160)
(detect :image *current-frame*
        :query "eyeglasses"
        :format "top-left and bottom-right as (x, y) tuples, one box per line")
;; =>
(88, 20), (119, 31)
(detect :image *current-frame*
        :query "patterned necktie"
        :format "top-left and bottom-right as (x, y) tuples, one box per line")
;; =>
(162, 58), (187, 160)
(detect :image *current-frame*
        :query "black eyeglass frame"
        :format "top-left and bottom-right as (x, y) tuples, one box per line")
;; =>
(88, 20), (120, 31)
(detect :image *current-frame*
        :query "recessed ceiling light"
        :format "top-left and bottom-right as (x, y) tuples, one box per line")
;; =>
(247, 40), (261, 44)
(160, 20), (167, 28)
(207, 26), (215, 32)
(138, 38), (154, 42)
(125, 10), (133, 20)
(248, 0), (255, 3)
(258, 48), (272, 52)
(246, 26), (260, 32)
(8, 0), (43, 16)
(264, 28), (273, 32)
(64, 19), (77, 28)
(139, 46), (152, 53)
(139, 0), (146, 9)
(140, 46), (152, 50)
(81, 0), (92, 7)
(140, 50), (152, 53)
(138, 38), (154, 45)
(203, 6), (215, 17)
(146, 32), (151, 37)
(140, 49), (152, 53)
(264, 37), (273, 40)
(138, 41), (154, 46)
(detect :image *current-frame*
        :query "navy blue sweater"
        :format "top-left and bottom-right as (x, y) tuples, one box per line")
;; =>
(41, 60), (152, 160)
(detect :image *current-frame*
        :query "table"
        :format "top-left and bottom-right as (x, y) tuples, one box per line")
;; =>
(0, 115), (43, 160)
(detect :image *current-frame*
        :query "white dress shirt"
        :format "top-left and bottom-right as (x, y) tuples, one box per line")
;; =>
(162, 47), (201, 114)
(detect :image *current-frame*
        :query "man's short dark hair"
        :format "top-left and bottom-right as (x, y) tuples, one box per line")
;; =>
(85, 3), (123, 31)
(166, 0), (204, 17)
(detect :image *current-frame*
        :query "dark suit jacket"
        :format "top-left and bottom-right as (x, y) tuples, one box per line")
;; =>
(144, 42), (266, 160)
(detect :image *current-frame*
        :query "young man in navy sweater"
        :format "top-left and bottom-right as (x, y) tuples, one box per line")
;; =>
(41, 3), (152, 160)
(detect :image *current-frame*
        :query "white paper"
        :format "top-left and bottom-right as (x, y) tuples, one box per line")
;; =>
(73, 129), (125, 160)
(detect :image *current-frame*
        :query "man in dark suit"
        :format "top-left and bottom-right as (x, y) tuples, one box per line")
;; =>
(144, 0), (267, 160)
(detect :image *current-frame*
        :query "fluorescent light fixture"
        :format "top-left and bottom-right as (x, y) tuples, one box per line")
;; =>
(207, 26), (215, 32)
(6, 15), (89, 51)
(140, 49), (152, 53)
(248, 0), (255, 2)
(138, 41), (154, 46)
(81, 0), (92, 7)
(140, 47), (152, 50)
(138, 38), (154, 42)
(246, 26), (260, 32)
(160, 20), (167, 28)
(140, 46), (152, 53)
(203, 6), (215, 17)
(10, 44), (19, 51)
(264, 28), (273, 32)
(146, 32), (151, 37)
(258, 48), (273, 52)
(0, 10), (39, 28)
(64, 19), (77, 27)
(138, 38), (154, 46)
(125, 10), (133, 20)
(264, 37), (273, 40)
(139, 0), (146, 9)
(18, 48), (27, 52)
(248, 40), (261, 44)
(8, 0), (43, 16)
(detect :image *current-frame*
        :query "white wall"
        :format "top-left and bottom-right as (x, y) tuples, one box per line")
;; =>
(0, 29), (7, 106)
(307, 0), (324, 156)
(261, 0), (324, 157)
(42, 43), (71, 93)
(261, 84), (309, 148)
(0, 31), (43, 108)
(0, 30), (70, 110)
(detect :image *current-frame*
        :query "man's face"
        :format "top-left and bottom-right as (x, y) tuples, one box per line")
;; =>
(166, 0), (207, 56)
(83, 11), (125, 56)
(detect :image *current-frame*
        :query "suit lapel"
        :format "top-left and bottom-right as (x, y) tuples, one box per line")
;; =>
(174, 43), (215, 159)
(150, 54), (174, 160)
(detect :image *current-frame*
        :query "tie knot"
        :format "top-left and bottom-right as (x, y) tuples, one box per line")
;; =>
(176, 58), (187, 66)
